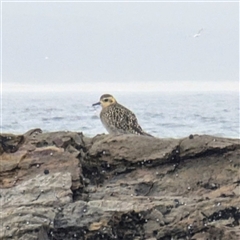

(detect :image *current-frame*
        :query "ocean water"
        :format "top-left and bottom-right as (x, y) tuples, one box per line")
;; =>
(1, 91), (239, 138)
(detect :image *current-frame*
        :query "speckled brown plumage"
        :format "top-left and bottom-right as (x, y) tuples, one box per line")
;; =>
(93, 94), (152, 137)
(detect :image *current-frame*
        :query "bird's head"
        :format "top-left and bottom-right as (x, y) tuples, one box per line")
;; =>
(92, 94), (117, 108)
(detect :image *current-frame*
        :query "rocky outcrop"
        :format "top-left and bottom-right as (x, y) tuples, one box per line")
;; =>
(0, 129), (240, 240)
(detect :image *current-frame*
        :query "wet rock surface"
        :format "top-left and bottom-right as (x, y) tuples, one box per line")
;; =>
(0, 130), (240, 240)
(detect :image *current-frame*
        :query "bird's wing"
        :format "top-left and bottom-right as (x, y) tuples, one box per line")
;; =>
(116, 104), (145, 135)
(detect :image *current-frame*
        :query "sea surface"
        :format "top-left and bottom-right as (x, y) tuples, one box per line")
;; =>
(1, 91), (239, 138)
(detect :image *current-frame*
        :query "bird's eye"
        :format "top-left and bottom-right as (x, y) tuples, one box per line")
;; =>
(103, 99), (108, 102)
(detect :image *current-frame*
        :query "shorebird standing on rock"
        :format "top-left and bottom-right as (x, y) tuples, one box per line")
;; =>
(92, 94), (153, 137)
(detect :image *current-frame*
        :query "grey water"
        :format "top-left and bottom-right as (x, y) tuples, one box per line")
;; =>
(1, 91), (239, 138)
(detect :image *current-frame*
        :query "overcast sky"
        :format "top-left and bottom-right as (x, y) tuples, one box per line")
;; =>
(2, 1), (239, 92)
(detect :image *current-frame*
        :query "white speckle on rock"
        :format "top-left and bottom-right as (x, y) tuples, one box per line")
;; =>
(188, 224), (192, 229)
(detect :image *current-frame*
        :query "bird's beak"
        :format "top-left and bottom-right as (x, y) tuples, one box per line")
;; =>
(92, 102), (101, 107)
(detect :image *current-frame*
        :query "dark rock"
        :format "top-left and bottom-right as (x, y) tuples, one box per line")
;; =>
(0, 130), (240, 239)
(189, 134), (194, 139)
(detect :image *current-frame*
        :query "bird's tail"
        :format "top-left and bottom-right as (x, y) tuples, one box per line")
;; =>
(142, 131), (154, 137)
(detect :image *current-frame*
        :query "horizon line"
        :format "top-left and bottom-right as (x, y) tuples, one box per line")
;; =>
(2, 81), (239, 93)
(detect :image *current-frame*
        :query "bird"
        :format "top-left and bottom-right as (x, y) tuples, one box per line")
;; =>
(193, 28), (203, 38)
(92, 94), (153, 137)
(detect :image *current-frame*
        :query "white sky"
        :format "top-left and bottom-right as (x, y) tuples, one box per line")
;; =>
(1, 1), (239, 92)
